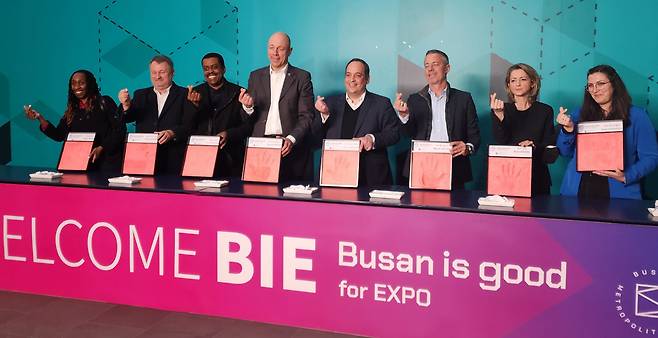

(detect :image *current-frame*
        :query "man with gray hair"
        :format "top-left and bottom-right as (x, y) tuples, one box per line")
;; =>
(394, 49), (480, 189)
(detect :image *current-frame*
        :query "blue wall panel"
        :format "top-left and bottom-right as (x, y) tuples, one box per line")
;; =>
(2, 0), (657, 195)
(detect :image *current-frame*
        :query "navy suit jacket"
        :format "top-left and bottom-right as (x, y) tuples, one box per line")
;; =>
(315, 91), (400, 186)
(122, 83), (196, 174)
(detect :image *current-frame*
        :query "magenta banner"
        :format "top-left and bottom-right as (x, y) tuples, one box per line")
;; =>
(1, 183), (657, 338)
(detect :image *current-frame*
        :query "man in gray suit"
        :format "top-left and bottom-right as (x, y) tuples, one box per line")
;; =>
(238, 32), (315, 182)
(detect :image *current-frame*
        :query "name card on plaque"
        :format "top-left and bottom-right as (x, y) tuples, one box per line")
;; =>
(242, 137), (283, 183)
(122, 133), (158, 175)
(182, 135), (220, 177)
(576, 120), (624, 172)
(487, 145), (532, 197)
(320, 139), (361, 188)
(58, 132), (95, 171)
(409, 140), (452, 190)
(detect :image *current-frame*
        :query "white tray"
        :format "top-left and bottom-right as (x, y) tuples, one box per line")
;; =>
(108, 176), (142, 185)
(283, 185), (318, 195)
(368, 190), (405, 200)
(194, 180), (229, 188)
(29, 171), (63, 180)
(477, 195), (515, 207)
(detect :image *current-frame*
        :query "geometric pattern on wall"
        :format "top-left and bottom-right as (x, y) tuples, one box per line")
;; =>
(397, 0), (443, 48)
(490, 53), (513, 100)
(396, 55), (425, 98)
(10, 100), (59, 141)
(392, 0), (658, 191)
(97, 0), (238, 88)
(4, 0), (658, 192)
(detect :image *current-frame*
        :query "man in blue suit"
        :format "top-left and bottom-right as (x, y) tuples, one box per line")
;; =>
(313, 58), (400, 186)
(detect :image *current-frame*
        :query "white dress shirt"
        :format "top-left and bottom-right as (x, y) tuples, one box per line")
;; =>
(264, 64), (288, 136)
(243, 64), (297, 143)
(153, 85), (171, 117)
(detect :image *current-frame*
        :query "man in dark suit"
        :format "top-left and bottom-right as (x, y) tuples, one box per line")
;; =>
(187, 52), (252, 177)
(238, 32), (314, 182)
(313, 58), (400, 186)
(118, 55), (196, 175)
(395, 50), (480, 188)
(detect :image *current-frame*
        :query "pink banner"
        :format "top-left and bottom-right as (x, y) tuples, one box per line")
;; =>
(0, 183), (595, 337)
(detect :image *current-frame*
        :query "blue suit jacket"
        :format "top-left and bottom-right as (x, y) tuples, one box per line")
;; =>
(557, 105), (658, 199)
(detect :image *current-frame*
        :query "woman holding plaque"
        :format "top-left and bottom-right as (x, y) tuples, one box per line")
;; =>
(24, 70), (126, 173)
(490, 63), (555, 195)
(556, 64), (658, 199)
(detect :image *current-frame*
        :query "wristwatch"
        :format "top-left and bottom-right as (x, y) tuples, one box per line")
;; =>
(466, 144), (474, 155)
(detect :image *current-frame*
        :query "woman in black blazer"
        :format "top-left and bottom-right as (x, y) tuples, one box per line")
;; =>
(490, 63), (555, 195)
(24, 70), (126, 172)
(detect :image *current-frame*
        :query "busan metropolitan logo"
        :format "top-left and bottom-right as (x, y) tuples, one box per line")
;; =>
(615, 268), (658, 335)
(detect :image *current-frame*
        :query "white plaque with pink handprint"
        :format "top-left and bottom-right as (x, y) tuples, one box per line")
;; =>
(122, 133), (158, 175)
(58, 132), (96, 171)
(409, 140), (452, 190)
(487, 145), (532, 197)
(241, 137), (283, 183)
(320, 139), (360, 187)
(576, 120), (624, 171)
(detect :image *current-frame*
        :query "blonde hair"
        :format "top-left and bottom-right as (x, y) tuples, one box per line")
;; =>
(505, 63), (541, 103)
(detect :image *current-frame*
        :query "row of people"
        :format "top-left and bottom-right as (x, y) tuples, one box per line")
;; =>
(24, 32), (658, 199)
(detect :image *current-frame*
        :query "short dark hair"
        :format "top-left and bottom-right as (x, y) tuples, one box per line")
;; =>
(150, 55), (174, 71)
(201, 52), (225, 69)
(425, 49), (449, 65)
(345, 58), (370, 79)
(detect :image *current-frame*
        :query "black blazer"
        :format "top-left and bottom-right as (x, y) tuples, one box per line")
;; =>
(247, 65), (314, 142)
(192, 80), (253, 177)
(314, 91), (400, 186)
(122, 83), (196, 174)
(43, 95), (125, 173)
(401, 83), (481, 186)
(491, 101), (555, 195)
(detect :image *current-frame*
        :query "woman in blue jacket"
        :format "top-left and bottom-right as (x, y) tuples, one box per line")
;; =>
(556, 64), (658, 199)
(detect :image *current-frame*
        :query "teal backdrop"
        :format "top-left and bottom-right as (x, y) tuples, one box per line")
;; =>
(2, 0), (657, 196)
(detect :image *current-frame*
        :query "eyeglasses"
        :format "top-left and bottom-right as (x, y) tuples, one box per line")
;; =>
(586, 81), (610, 92)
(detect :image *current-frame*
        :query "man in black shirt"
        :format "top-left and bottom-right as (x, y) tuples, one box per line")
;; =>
(187, 53), (253, 177)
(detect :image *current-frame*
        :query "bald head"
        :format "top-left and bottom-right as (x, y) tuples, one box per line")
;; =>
(267, 32), (292, 71)
(269, 32), (291, 48)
